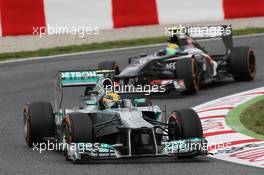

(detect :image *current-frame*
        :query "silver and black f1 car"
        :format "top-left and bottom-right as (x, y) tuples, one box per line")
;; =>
(98, 25), (256, 94)
(23, 70), (207, 162)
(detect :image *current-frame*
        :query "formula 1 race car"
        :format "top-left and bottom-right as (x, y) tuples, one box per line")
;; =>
(23, 70), (207, 162)
(98, 25), (256, 94)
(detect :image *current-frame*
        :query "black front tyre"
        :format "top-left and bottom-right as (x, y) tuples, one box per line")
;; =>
(175, 58), (199, 95)
(62, 113), (93, 144)
(229, 47), (256, 81)
(168, 109), (203, 159)
(23, 102), (54, 147)
(168, 109), (203, 141)
(62, 113), (93, 160)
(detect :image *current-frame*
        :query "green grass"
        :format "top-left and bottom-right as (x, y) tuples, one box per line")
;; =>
(233, 27), (264, 35)
(0, 37), (166, 61)
(1, 27), (264, 61)
(240, 97), (264, 136)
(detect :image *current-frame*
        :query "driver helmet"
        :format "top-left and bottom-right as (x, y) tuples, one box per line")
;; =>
(102, 92), (122, 109)
(165, 43), (180, 55)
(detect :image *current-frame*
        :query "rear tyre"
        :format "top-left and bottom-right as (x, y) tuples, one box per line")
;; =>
(23, 102), (54, 147)
(229, 47), (256, 81)
(62, 113), (93, 160)
(168, 109), (203, 159)
(98, 61), (120, 83)
(175, 58), (199, 94)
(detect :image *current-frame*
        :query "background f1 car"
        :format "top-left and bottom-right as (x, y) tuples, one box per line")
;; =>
(98, 25), (256, 95)
(23, 70), (207, 162)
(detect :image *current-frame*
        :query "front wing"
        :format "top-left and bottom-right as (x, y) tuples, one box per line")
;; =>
(66, 138), (207, 162)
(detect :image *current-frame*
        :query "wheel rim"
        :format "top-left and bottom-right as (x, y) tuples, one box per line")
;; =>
(62, 123), (69, 144)
(23, 112), (30, 142)
(191, 59), (199, 91)
(62, 125), (69, 160)
(248, 51), (256, 76)
(168, 112), (182, 140)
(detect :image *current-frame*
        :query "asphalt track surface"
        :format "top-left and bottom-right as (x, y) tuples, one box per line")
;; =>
(0, 35), (264, 175)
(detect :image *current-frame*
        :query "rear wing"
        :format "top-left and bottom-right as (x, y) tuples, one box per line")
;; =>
(167, 25), (233, 54)
(57, 70), (115, 87)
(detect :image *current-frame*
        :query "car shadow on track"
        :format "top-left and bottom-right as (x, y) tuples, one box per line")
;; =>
(49, 150), (209, 164)
(73, 156), (210, 164)
(199, 79), (235, 91)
